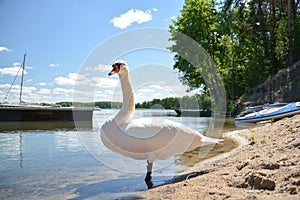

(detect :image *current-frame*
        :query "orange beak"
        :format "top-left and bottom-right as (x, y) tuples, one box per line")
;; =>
(108, 64), (120, 76)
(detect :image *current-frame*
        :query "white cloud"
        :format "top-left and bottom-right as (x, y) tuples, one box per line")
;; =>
(0, 83), (77, 103)
(0, 66), (27, 76)
(13, 62), (21, 67)
(152, 8), (158, 12)
(165, 16), (176, 22)
(97, 77), (119, 88)
(170, 16), (176, 20)
(55, 73), (78, 85)
(0, 84), (13, 89)
(8, 85), (36, 94)
(38, 88), (51, 94)
(0, 84), (35, 92)
(104, 90), (114, 95)
(110, 9), (153, 29)
(53, 87), (74, 94)
(0, 46), (12, 52)
(150, 84), (165, 90)
(137, 88), (154, 93)
(21, 86), (37, 94)
(153, 92), (163, 97)
(27, 66), (34, 70)
(38, 82), (47, 86)
(50, 63), (60, 68)
(54, 71), (119, 89)
(84, 64), (111, 72)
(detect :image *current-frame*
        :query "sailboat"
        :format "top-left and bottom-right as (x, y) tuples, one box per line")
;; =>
(0, 54), (94, 130)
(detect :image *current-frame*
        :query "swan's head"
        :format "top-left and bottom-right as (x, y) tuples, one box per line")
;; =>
(108, 60), (128, 76)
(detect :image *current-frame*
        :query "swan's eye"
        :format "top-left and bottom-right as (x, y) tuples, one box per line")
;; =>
(113, 63), (122, 69)
(108, 64), (121, 76)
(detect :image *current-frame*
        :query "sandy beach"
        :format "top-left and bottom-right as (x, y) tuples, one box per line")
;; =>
(143, 115), (300, 200)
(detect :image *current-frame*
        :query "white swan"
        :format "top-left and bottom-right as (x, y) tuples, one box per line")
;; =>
(100, 60), (222, 185)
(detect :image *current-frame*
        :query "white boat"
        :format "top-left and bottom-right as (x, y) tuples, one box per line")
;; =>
(0, 54), (94, 130)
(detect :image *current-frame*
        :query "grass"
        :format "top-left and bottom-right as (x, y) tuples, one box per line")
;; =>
(249, 135), (256, 145)
(260, 135), (267, 144)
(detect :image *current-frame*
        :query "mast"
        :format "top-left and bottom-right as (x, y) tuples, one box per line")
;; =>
(19, 53), (26, 104)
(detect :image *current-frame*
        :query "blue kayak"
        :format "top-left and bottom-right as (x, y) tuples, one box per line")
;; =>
(238, 103), (288, 117)
(235, 102), (300, 123)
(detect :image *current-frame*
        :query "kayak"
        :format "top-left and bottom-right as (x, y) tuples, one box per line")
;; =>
(237, 103), (288, 117)
(235, 102), (300, 123)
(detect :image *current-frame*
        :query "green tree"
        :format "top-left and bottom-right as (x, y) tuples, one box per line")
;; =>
(169, 0), (300, 111)
(169, 0), (219, 90)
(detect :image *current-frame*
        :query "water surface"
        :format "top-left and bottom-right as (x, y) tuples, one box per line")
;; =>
(0, 109), (237, 199)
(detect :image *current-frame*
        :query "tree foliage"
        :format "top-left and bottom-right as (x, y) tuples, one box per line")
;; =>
(169, 0), (300, 108)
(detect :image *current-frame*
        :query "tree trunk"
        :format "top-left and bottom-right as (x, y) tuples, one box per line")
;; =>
(288, 0), (293, 66)
(270, 0), (276, 102)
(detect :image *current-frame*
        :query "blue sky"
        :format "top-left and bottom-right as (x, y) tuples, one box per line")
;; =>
(0, 0), (188, 104)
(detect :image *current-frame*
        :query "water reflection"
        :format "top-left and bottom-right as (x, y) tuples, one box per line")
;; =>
(0, 121), (78, 132)
(54, 131), (83, 152)
(0, 132), (23, 170)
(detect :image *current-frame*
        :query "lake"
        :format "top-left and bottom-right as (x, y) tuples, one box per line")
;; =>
(0, 109), (238, 199)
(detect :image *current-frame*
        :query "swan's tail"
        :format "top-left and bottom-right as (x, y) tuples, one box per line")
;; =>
(202, 136), (223, 144)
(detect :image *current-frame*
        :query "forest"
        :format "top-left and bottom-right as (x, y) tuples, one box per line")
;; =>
(169, 0), (300, 112)
(135, 93), (212, 110)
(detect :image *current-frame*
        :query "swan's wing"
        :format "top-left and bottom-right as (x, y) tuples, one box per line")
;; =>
(101, 117), (222, 160)
(122, 117), (222, 144)
(100, 117), (195, 160)
(121, 117), (201, 138)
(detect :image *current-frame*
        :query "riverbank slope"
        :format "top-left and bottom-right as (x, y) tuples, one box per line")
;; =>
(144, 115), (300, 199)
(240, 62), (300, 107)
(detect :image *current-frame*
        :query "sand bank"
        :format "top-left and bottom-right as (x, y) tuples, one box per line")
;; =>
(143, 115), (300, 199)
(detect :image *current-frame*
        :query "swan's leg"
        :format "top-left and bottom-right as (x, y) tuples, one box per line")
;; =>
(145, 160), (153, 181)
(145, 160), (153, 189)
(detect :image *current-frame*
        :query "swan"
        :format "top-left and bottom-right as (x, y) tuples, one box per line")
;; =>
(100, 60), (223, 186)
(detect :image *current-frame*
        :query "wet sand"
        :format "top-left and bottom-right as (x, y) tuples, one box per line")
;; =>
(143, 115), (300, 199)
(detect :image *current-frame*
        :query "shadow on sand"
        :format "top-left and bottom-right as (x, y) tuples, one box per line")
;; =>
(70, 170), (211, 200)
(161, 169), (211, 186)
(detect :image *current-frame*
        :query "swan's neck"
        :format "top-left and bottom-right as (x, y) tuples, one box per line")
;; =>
(114, 73), (135, 126)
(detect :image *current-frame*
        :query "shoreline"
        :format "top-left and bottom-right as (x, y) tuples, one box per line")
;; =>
(143, 115), (300, 199)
